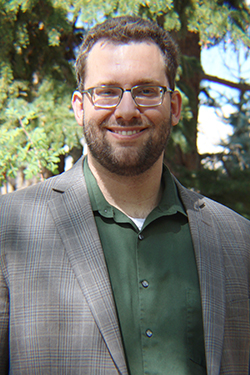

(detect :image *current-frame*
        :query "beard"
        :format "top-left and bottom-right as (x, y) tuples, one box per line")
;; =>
(83, 116), (172, 177)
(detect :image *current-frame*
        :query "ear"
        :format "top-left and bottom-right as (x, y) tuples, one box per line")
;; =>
(170, 90), (182, 126)
(72, 91), (83, 127)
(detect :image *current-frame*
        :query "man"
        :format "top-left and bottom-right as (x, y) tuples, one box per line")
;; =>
(0, 16), (249, 375)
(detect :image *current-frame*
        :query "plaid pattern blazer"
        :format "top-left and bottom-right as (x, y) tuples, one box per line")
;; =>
(0, 157), (249, 375)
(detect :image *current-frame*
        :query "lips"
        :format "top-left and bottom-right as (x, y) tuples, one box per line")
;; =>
(106, 126), (146, 137)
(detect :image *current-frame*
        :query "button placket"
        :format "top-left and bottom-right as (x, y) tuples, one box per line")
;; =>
(137, 227), (155, 371)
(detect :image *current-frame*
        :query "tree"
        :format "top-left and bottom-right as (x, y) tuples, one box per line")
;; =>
(1, 0), (249, 202)
(0, 0), (83, 190)
(192, 89), (250, 219)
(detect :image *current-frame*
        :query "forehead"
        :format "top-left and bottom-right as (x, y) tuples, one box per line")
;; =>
(84, 40), (167, 87)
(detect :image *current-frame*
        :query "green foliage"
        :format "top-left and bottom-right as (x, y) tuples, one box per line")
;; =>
(0, 98), (66, 185)
(0, 0), (82, 186)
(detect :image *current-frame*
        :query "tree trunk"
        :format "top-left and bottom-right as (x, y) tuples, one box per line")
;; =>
(167, 30), (202, 173)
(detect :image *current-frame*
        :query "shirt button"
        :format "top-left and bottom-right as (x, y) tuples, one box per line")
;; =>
(146, 329), (153, 338)
(138, 234), (144, 240)
(141, 280), (149, 288)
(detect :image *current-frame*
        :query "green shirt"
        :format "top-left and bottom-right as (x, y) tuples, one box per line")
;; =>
(84, 158), (206, 375)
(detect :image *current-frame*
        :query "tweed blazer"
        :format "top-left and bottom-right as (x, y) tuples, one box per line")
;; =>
(0, 157), (249, 375)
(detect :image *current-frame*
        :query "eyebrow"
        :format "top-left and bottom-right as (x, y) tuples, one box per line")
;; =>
(92, 79), (163, 87)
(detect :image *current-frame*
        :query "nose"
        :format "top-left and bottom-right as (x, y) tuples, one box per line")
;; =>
(114, 90), (140, 122)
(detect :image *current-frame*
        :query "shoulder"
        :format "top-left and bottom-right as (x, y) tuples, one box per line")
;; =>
(0, 173), (60, 214)
(0, 157), (87, 222)
(1, 157), (85, 201)
(175, 177), (250, 234)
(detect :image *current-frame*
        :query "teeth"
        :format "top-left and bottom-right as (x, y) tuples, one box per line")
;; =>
(113, 130), (140, 135)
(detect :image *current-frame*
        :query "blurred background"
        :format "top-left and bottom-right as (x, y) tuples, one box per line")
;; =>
(0, 0), (249, 218)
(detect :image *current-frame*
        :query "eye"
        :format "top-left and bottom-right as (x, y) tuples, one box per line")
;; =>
(135, 86), (160, 97)
(95, 87), (120, 97)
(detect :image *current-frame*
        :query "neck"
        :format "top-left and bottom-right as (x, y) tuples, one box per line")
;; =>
(87, 153), (164, 219)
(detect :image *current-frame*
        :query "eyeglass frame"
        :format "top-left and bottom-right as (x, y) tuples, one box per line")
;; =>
(82, 85), (174, 109)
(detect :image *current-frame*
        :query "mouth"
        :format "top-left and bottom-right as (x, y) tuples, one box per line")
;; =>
(106, 127), (146, 137)
(112, 129), (142, 136)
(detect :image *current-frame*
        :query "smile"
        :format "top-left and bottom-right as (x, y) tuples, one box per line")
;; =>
(111, 129), (142, 136)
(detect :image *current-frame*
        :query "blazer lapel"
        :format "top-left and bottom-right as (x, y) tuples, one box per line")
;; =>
(177, 181), (226, 375)
(48, 158), (128, 375)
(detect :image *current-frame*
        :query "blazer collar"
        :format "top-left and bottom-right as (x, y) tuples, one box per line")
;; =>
(48, 156), (128, 375)
(176, 180), (226, 375)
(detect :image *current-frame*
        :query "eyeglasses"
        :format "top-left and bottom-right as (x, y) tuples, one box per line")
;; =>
(82, 85), (173, 109)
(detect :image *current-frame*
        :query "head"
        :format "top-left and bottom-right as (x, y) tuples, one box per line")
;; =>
(75, 16), (179, 92)
(72, 16), (182, 177)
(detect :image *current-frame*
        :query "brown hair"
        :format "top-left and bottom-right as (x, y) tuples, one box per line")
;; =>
(75, 16), (179, 91)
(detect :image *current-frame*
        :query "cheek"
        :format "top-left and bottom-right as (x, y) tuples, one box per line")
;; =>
(142, 108), (169, 125)
(83, 102), (113, 125)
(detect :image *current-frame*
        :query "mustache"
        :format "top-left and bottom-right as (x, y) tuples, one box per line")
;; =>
(100, 117), (148, 128)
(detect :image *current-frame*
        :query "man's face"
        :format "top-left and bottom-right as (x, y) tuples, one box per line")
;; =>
(72, 40), (181, 176)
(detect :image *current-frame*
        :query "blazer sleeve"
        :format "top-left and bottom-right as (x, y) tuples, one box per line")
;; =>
(0, 256), (9, 374)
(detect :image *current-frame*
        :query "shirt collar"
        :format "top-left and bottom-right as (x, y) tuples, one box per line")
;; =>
(83, 157), (186, 221)
(157, 164), (187, 216)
